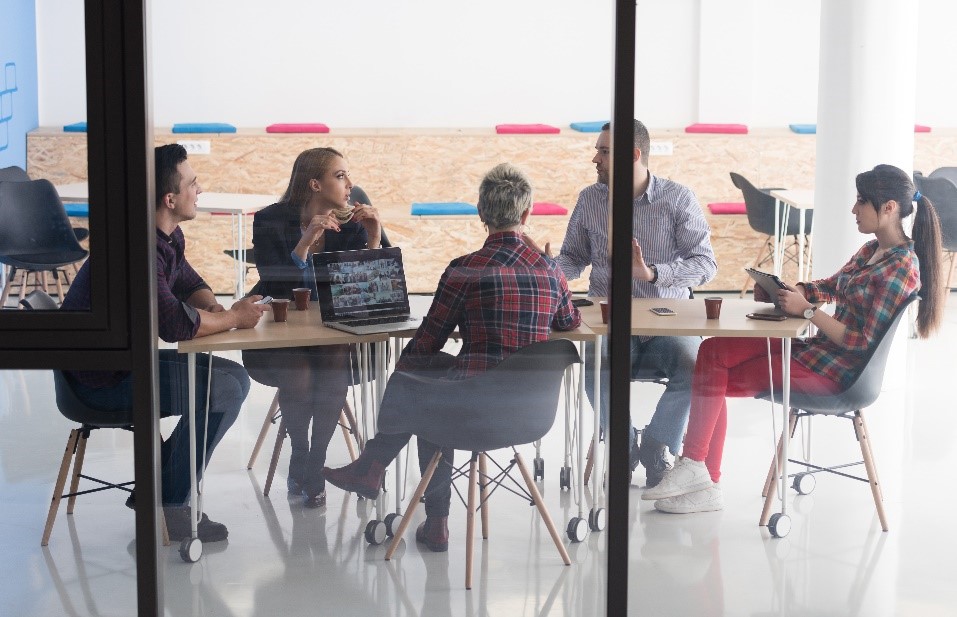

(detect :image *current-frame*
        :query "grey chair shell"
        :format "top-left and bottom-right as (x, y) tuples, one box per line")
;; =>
(377, 338), (580, 452)
(928, 166), (957, 187)
(19, 289), (60, 310)
(730, 172), (814, 237)
(0, 166), (88, 242)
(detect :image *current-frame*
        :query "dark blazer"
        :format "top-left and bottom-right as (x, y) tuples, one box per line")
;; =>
(250, 186), (375, 300)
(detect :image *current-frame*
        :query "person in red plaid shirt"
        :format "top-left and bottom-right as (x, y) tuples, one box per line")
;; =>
(644, 164), (945, 514)
(324, 163), (580, 551)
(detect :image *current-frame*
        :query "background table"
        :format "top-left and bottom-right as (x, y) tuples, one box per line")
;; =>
(769, 189), (814, 281)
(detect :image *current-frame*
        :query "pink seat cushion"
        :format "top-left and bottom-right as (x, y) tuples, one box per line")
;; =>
(495, 124), (560, 134)
(707, 202), (747, 215)
(266, 123), (330, 133)
(915, 124), (932, 133)
(685, 123), (749, 134)
(531, 202), (568, 215)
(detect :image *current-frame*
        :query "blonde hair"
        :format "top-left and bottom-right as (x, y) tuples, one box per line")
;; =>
(280, 147), (344, 212)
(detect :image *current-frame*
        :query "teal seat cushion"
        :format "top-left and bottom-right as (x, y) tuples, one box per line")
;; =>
(64, 203), (89, 217)
(63, 122), (87, 132)
(570, 121), (607, 133)
(411, 202), (477, 215)
(789, 124), (817, 134)
(171, 123), (237, 134)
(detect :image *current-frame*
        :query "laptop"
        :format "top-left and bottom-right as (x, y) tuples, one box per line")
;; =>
(313, 247), (422, 335)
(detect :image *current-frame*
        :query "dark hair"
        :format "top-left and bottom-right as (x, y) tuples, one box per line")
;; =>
(281, 147), (344, 216)
(155, 144), (188, 207)
(856, 164), (944, 337)
(601, 119), (651, 165)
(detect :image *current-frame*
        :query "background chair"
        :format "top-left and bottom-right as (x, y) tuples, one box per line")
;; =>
(928, 166), (957, 186)
(757, 295), (917, 536)
(0, 165), (89, 242)
(0, 179), (89, 306)
(914, 175), (957, 291)
(730, 172), (814, 296)
(18, 291), (168, 547)
(378, 339), (580, 589)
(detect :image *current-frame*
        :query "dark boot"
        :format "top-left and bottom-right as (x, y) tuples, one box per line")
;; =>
(287, 448), (308, 496)
(322, 456), (386, 500)
(638, 430), (673, 488)
(415, 516), (449, 552)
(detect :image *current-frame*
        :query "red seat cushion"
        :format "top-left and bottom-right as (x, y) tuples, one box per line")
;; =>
(707, 202), (747, 215)
(495, 124), (560, 134)
(685, 123), (748, 134)
(914, 124), (932, 133)
(266, 123), (330, 133)
(531, 202), (568, 215)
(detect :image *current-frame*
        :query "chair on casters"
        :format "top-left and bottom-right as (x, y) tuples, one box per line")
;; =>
(22, 290), (169, 547)
(730, 172), (813, 296)
(757, 294), (917, 537)
(379, 339), (580, 589)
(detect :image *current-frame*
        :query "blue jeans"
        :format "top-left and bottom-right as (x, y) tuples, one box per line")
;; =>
(69, 349), (250, 506)
(583, 335), (700, 455)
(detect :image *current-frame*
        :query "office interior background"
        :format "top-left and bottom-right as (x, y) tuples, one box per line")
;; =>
(3, 0), (957, 615)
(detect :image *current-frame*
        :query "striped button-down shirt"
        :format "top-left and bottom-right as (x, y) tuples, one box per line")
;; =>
(555, 173), (716, 298)
(799, 240), (919, 388)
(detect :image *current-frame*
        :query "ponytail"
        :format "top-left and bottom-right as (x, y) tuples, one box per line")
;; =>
(912, 195), (944, 338)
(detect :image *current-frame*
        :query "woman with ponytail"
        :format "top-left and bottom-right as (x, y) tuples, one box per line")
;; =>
(642, 163), (943, 514)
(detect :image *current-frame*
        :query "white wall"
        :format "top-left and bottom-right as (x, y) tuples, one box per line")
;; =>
(32, 0), (957, 129)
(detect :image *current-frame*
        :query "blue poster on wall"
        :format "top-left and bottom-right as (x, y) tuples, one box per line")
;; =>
(0, 0), (39, 169)
(1, 62), (18, 152)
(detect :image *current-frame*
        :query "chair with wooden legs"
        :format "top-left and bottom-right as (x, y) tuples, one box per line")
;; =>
(757, 295), (917, 533)
(245, 390), (363, 496)
(378, 339), (581, 589)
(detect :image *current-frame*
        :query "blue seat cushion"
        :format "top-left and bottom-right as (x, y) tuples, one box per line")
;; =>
(64, 203), (89, 217)
(411, 202), (477, 216)
(171, 123), (237, 134)
(570, 121), (608, 133)
(789, 124), (817, 134)
(63, 122), (87, 132)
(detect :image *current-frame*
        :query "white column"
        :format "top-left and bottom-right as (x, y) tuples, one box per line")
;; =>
(697, 0), (753, 123)
(812, 0), (919, 279)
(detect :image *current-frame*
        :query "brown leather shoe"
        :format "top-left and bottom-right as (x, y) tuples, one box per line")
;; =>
(415, 516), (449, 552)
(322, 460), (386, 500)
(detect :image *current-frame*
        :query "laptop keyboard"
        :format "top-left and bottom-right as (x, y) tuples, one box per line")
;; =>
(341, 315), (415, 327)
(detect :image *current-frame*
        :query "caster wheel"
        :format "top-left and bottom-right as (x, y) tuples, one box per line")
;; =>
(533, 457), (545, 481)
(384, 513), (402, 537)
(792, 472), (816, 495)
(559, 466), (571, 490)
(566, 517), (588, 543)
(365, 519), (388, 545)
(588, 507), (607, 532)
(179, 537), (202, 563)
(768, 513), (792, 538)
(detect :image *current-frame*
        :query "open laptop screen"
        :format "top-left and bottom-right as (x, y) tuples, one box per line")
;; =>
(313, 247), (411, 321)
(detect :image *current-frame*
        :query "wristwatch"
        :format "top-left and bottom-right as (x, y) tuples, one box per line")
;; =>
(648, 264), (658, 284)
(803, 306), (817, 319)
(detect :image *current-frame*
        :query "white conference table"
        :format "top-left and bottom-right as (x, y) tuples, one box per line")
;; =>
(769, 189), (814, 281)
(55, 182), (277, 298)
(581, 297), (812, 538)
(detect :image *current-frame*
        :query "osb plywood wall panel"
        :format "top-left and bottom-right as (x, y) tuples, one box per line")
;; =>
(28, 129), (957, 295)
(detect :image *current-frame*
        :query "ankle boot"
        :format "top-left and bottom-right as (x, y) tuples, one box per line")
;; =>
(638, 430), (674, 489)
(322, 456), (386, 500)
(415, 516), (449, 552)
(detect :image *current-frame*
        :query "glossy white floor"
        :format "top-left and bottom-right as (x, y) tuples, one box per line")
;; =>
(2, 295), (956, 616)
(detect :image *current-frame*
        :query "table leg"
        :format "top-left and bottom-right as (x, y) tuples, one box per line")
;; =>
(592, 337), (604, 509)
(235, 213), (246, 299)
(577, 342), (586, 519)
(773, 199), (782, 277)
(188, 352), (199, 539)
(780, 337), (791, 517)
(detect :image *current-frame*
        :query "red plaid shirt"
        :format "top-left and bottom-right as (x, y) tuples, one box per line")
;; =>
(397, 232), (581, 379)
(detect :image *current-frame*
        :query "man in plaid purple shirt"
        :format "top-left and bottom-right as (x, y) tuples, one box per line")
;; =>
(61, 145), (266, 543)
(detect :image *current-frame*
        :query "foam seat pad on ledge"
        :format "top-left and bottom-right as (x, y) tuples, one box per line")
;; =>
(570, 121), (607, 133)
(64, 203), (89, 217)
(789, 124), (817, 134)
(495, 124), (560, 134)
(63, 122), (87, 133)
(531, 202), (568, 215)
(915, 124), (932, 133)
(684, 123), (748, 134)
(707, 202), (746, 215)
(172, 123), (237, 134)
(411, 202), (478, 215)
(266, 123), (330, 133)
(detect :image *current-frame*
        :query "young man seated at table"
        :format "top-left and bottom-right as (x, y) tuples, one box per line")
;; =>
(323, 162), (581, 552)
(60, 144), (266, 543)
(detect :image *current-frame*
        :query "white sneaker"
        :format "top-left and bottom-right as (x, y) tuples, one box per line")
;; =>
(654, 484), (723, 514)
(641, 456), (712, 500)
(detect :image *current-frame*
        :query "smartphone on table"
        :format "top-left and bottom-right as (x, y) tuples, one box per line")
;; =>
(746, 312), (787, 321)
(649, 307), (677, 316)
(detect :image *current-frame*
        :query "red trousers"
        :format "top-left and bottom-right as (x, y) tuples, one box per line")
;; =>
(683, 337), (841, 483)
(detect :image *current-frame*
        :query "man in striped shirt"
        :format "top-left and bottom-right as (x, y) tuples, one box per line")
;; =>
(533, 120), (716, 487)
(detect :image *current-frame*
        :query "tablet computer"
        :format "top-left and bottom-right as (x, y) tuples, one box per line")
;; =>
(745, 268), (788, 307)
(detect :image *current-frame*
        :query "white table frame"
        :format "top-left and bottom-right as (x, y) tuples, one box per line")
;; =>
(769, 189), (814, 281)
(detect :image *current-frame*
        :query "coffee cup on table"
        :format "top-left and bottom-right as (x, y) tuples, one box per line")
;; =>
(293, 288), (310, 311)
(704, 297), (723, 319)
(599, 301), (610, 324)
(271, 299), (290, 322)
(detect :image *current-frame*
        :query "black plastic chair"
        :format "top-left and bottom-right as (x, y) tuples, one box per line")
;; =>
(0, 179), (89, 305)
(730, 172), (814, 296)
(928, 166), (957, 186)
(378, 339), (580, 589)
(757, 295), (917, 535)
(915, 175), (957, 290)
(0, 166), (89, 242)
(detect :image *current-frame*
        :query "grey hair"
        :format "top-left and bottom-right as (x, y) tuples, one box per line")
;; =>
(477, 163), (533, 229)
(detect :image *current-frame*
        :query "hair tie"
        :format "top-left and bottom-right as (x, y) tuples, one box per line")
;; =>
(913, 190), (922, 202)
